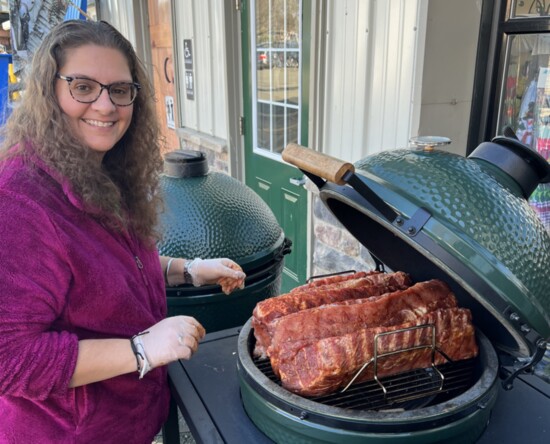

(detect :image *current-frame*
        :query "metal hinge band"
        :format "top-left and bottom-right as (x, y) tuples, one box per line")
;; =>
(239, 116), (245, 135)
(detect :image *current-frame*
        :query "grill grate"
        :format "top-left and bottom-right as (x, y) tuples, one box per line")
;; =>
(253, 356), (477, 411)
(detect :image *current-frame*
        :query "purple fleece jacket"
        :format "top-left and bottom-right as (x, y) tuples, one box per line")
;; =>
(0, 153), (169, 443)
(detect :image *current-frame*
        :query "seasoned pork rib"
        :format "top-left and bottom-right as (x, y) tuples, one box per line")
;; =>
(267, 279), (457, 358)
(289, 271), (373, 293)
(271, 307), (478, 397)
(252, 271), (412, 357)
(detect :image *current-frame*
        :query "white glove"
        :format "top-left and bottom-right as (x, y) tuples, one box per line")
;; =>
(139, 316), (206, 369)
(188, 258), (246, 294)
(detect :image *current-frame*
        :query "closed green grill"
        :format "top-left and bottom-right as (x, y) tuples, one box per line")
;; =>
(158, 150), (291, 332)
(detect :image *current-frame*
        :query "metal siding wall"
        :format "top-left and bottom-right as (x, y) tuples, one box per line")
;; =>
(98, 0), (137, 48)
(175, 0), (227, 138)
(322, 0), (427, 161)
(322, 0), (370, 161)
(175, 0), (196, 129)
(366, 0), (424, 154)
(211, 3), (226, 137)
(96, 1), (152, 96)
(196, 2), (212, 134)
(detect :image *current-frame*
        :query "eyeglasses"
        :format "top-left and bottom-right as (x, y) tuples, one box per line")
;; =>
(56, 74), (141, 106)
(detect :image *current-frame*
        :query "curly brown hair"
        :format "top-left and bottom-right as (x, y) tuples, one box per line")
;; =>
(0, 20), (165, 243)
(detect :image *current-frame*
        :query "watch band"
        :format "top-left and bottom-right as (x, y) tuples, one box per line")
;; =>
(183, 259), (194, 285)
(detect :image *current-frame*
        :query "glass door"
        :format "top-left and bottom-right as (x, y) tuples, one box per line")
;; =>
(252, 0), (301, 157)
(241, 0), (310, 292)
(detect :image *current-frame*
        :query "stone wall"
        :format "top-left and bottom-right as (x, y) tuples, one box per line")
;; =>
(311, 194), (377, 277)
(176, 127), (229, 174)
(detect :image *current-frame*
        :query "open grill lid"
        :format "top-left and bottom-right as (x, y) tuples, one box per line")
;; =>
(282, 138), (550, 362)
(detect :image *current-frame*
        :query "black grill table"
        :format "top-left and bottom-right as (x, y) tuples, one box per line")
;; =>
(165, 327), (550, 444)
(166, 327), (272, 444)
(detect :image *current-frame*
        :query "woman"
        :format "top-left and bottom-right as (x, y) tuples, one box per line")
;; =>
(0, 20), (245, 443)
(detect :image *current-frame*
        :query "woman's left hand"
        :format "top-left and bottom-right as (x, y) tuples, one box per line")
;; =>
(189, 258), (246, 294)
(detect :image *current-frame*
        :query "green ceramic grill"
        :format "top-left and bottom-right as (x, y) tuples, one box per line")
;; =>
(282, 136), (550, 362)
(158, 150), (291, 332)
(235, 136), (550, 444)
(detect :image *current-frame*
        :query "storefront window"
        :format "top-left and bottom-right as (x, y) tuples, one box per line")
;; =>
(498, 33), (550, 230)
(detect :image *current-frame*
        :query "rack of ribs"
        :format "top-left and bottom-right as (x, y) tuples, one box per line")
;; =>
(267, 279), (458, 361)
(271, 307), (478, 397)
(252, 271), (412, 358)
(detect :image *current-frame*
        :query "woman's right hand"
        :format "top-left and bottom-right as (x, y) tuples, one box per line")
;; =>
(140, 316), (206, 369)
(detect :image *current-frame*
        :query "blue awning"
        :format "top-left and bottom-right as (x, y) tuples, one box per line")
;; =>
(64, 0), (88, 21)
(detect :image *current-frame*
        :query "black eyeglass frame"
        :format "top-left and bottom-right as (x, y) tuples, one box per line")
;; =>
(56, 73), (141, 107)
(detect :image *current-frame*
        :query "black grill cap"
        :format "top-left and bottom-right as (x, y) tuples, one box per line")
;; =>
(469, 136), (550, 198)
(163, 150), (208, 178)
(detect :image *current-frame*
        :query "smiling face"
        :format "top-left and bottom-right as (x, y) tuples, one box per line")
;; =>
(55, 44), (134, 159)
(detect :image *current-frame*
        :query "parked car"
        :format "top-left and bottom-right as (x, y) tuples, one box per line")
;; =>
(257, 51), (269, 69)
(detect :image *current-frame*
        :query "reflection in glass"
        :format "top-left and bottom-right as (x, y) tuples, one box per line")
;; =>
(512, 1), (550, 18)
(256, 0), (270, 47)
(287, 107), (298, 146)
(272, 104), (286, 152)
(286, 51), (299, 67)
(272, 0), (285, 47)
(257, 102), (271, 150)
(256, 56), (271, 102)
(498, 33), (550, 232)
(257, 51), (269, 71)
(287, 0), (299, 46)
(253, 0), (301, 154)
(286, 51), (299, 105)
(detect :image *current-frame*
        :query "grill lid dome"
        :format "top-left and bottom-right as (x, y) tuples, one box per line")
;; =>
(282, 138), (550, 359)
(157, 150), (284, 271)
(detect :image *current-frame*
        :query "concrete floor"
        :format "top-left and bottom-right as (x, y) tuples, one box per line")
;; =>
(152, 410), (196, 444)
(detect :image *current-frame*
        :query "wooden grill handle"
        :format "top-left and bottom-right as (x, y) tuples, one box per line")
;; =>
(282, 143), (354, 185)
